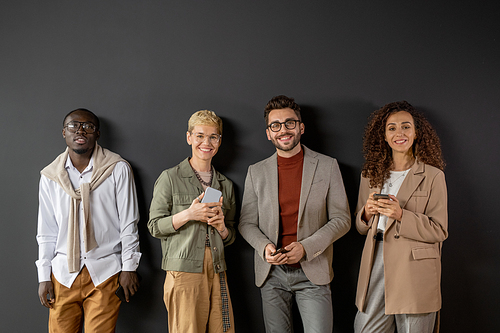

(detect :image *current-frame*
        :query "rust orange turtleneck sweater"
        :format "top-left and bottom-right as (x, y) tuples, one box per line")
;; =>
(277, 148), (304, 266)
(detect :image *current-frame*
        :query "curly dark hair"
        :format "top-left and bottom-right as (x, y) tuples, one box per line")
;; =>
(361, 101), (445, 188)
(264, 95), (301, 125)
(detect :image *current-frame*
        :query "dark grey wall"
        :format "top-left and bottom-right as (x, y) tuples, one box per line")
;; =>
(1, 1), (498, 332)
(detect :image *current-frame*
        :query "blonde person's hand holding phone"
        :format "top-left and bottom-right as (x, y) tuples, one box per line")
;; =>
(171, 187), (222, 230)
(201, 187), (229, 239)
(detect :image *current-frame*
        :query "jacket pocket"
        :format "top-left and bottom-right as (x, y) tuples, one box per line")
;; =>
(412, 246), (439, 260)
(406, 190), (429, 213)
(173, 193), (195, 204)
(172, 193), (196, 213)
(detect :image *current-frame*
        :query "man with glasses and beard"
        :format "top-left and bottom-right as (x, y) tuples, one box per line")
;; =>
(239, 95), (351, 333)
(36, 108), (141, 333)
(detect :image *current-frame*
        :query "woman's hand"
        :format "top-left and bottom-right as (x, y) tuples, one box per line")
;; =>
(376, 194), (403, 220)
(362, 192), (380, 222)
(207, 197), (229, 239)
(187, 192), (222, 222)
(172, 193), (222, 230)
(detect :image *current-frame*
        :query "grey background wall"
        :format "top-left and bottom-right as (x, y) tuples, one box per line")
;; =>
(1, 1), (498, 332)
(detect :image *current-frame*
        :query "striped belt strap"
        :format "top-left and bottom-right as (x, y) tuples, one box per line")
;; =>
(206, 233), (231, 332)
(220, 271), (230, 332)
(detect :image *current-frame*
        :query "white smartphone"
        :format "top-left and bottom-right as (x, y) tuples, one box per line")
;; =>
(201, 187), (222, 205)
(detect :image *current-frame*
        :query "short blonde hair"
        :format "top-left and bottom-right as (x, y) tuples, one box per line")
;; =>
(188, 110), (223, 135)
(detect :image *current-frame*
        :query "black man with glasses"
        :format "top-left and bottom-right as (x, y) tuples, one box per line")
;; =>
(239, 95), (351, 333)
(36, 108), (141, 332)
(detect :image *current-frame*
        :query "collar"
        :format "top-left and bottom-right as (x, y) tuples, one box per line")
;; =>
(65, 154), (94, 174)
(410, 159), (425, 175)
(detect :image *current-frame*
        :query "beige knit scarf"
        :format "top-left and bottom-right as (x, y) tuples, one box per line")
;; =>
(41, 144), (126, 273)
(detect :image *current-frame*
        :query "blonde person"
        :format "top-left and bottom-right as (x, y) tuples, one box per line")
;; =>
(148, 110), (236, 333)
(354, 101), (448, 333)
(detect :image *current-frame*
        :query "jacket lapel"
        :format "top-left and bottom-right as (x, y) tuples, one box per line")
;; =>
(180, 158), (204, 194)
(210, 166), (224, 192)
(298, 147), (318, 227)
(266, 154), (280, 232)
(369, 185), (382, 228)
(385, 161), (426, 230)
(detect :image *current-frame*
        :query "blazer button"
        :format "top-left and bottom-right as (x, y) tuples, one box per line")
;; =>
(213, 247), (218, 252)
(216, 264), (221, 270)
(394, 234), (400, 239)
(211, 229), (215, 234)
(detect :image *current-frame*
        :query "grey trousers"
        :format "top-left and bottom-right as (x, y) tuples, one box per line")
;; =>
(354, 240), (436, 333)
(260, 265), (333, 333)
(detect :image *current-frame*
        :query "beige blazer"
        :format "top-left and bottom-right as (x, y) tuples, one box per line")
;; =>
(239, 146), (351, 287)
(355, 160), (448, 315)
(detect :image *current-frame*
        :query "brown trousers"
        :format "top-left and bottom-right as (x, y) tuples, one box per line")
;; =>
(49, 266), (121, 333)
(164, 247), (235, 333)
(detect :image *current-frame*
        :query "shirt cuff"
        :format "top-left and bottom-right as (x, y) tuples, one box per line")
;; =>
(158, 216), (176, 235)
(35, 259), (52, 282)
(122, 252), (142, 271)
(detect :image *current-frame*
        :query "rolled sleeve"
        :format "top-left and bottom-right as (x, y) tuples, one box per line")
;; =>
(148, 170), (178, 238)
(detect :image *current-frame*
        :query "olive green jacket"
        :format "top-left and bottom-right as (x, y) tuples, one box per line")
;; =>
(148, 158), (236, 274)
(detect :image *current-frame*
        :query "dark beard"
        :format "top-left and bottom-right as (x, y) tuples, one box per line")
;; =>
(274, 140), (300, 152)
(272, 132), (301, 152)
(73, 148), (90, 155)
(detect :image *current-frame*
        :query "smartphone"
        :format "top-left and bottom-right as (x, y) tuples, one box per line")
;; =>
(271, 247), (290, 256)
(201, 187), (222, 205)
(373, 193), (390, 200)
(115, 285), (127, 302)
(115, 272), (142, 302)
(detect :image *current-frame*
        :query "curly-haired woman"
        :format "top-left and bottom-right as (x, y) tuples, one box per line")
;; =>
(354, 101), (448, 333)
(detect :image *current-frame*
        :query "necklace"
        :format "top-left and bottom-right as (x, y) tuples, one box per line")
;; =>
(389, 170), (408, 187)
(193, 168), (213, 187)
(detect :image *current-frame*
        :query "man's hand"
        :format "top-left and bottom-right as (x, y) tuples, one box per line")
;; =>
(265, 243), (288, 265)
(119, 271), (140, 303)
(284, 242), (305, 264)
(39, 281), (55, 308)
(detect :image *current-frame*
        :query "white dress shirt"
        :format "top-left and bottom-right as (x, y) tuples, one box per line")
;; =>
(36, 156), (141, 288)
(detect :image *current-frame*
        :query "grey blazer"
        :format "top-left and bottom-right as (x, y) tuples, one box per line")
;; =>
(239, 146), (351, 287)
